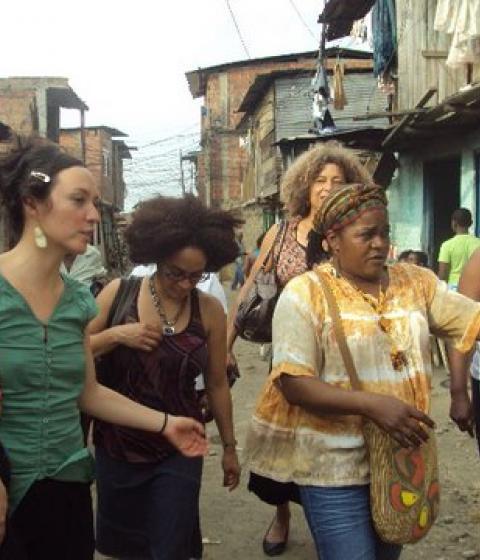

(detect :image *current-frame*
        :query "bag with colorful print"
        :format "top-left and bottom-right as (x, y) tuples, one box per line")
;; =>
(317, 271), (440, 545)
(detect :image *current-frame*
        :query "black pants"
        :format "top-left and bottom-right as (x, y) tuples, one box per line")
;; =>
(8, 479), (94, 560)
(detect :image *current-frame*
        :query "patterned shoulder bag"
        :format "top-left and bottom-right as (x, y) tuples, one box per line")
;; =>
(316, 270), (440, 545)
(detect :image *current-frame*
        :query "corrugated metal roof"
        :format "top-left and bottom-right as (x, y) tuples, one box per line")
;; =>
(185, 47), (372, 98)
(274, 72), (389, 141)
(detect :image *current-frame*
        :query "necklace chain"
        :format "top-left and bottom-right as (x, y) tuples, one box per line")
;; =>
(334, 266), (408, 372)
(148, 275), (187, 335)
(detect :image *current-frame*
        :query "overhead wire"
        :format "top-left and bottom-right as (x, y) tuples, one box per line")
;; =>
(287, 0), (319, 42)
(224, 0), (251, 59)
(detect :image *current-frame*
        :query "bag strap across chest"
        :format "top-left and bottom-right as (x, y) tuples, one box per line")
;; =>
(316, 270), (362, 390)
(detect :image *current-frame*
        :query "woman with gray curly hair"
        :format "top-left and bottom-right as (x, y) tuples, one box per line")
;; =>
(227, 141), (373, 556)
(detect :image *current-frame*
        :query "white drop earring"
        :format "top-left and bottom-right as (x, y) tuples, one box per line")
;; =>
(34, 226), (48, 249)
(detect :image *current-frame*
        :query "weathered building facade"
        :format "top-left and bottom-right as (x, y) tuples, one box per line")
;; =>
(60, 126), (131, 210)
(236, 63), (389, 249)
(0, 77), (88, 144)
(186, 49), (378, 251)
(0, 77), (129, 274)
(60, 126), (133, 274)
(386, 0), (480, 264)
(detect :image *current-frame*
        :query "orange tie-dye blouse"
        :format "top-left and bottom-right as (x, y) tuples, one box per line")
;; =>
(244, 262), (480, 487)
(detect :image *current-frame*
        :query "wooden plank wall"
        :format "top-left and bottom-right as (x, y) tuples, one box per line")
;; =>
(396, 0), (479, 111)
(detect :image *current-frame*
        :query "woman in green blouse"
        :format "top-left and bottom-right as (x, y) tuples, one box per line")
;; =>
(0, 138), (207, 560)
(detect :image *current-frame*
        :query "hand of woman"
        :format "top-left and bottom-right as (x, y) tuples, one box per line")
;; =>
(222, 447), (241, 491)
(163, 415), (208, 458)
(450, 390), (474, 436)
(226, 350), (237, 370)
(115, 323), (162, 352)
(364, 393), (435, 448)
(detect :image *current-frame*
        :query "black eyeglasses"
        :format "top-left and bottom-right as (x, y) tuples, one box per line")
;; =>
(159, 263), (210, 284)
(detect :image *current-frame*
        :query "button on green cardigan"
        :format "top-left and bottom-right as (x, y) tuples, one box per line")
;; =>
(0, 274), (98, 511)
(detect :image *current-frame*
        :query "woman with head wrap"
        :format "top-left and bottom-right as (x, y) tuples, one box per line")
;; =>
(227, 143), (373, 555)
(244, 184), (480, 560)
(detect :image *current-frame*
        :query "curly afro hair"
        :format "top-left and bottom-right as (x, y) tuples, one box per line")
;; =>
(125, 194), (244, 271)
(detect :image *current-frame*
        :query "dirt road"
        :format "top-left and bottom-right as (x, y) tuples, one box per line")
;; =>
(96, 313), (480, 560)
(198, 337), (480, 560)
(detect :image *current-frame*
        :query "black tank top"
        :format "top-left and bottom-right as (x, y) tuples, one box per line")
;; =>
(94, 278), (208, 463)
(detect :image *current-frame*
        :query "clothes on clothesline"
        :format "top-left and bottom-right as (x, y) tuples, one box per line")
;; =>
(371, 0), (397, 77)
(331, 63), (347, 110)
(434, 0), (480, 68)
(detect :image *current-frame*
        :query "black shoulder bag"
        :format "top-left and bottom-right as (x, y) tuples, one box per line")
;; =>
(95, 277), (141, 385)
(235, 221), (287, 343)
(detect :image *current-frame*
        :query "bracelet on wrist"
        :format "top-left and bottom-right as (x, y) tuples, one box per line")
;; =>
(159, 413), (168, 434)
(223, 440), (237, 450)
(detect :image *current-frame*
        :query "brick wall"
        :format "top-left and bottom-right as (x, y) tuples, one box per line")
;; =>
(198, 56), (373, 210)
(60, 129), (115, 205)
(0, 90), (38, 137)
(199, 57), (319, 209)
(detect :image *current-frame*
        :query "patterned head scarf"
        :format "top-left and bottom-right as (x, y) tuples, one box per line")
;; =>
(313, 183), (387, 237)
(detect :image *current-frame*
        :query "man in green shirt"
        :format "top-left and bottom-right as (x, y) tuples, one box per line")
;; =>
(438, 208), (480, 289)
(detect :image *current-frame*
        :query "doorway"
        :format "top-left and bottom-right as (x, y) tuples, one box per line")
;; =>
(423, 156), (461, 270)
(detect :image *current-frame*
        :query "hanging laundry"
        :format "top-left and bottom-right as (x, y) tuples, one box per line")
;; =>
(371, 0), (397, 77)
(447, 36), (480, 67)
(351, 18), (369, 42)
(331, 63), (347, 110)
(434, 0), (480, 68)
(434, 0), (461, 35)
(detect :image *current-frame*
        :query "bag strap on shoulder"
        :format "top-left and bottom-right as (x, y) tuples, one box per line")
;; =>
(316, 270), (362, 390)
(106, 276), (142, 328)
(262, 220), (288, 271)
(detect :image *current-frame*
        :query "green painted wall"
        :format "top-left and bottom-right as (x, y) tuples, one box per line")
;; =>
(388, 130), (480, 256)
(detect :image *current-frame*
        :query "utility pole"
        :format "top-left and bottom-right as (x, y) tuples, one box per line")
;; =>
(179, 149), (185, 195)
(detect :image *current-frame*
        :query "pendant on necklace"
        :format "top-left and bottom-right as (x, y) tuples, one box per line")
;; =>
(163, 324), (175, 336)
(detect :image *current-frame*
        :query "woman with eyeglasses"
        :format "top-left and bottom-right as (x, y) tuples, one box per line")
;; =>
(89, 194), (242, 560)
(0, 139), (207, 560)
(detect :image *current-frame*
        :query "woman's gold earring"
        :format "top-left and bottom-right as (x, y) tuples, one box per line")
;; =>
(34, 226), (47, 249)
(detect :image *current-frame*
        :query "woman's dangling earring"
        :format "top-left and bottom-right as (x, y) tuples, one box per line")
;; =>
(34, 225), (48, 249)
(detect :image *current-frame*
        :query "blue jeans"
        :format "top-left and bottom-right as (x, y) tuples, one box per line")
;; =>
(231, 263), (244, 289)
(299, 484), (403, 560)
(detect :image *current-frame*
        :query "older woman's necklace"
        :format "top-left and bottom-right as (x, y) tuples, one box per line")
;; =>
(148, 275), (188, 336)
(335, 267), (408, 372)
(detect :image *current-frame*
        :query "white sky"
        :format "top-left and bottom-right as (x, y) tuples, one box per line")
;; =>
(2, 0), (325, 143)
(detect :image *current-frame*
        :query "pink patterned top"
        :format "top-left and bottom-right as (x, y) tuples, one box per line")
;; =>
(274, 216), (308, 288)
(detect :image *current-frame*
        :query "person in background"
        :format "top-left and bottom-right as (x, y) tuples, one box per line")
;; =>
(227, 142), (374, 557)
(244, 232), (266, 279)
(244, 183), (480, 560)
(90, 194), (241, 560)
(62, 243), (107, 296)
(448, 247), (480, 454)
(411, 250), (429, 268)
(438, 208), (480, 290)
(397, 250), (413, 263)
(231, 231), (246, 290)
(0, 139), (207, 560)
